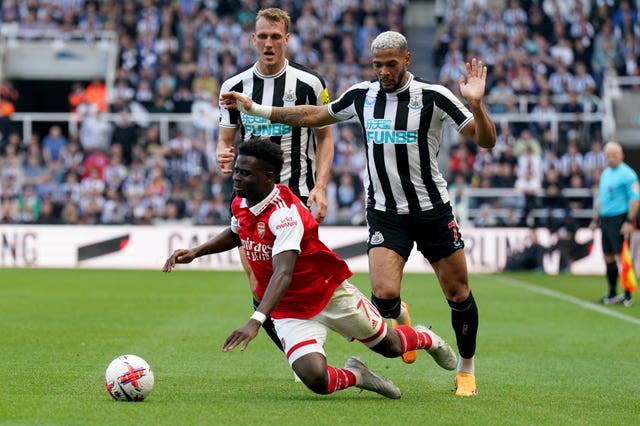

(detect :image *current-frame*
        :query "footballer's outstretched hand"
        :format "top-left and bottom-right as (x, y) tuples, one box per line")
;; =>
(458, 58), (487, 107)
(222, 321), (261, 352)
(162, 249), (196, 272)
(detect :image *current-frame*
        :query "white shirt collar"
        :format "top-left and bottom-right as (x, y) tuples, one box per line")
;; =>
(240, 186), (279, 216)
(253, 59), (288, 79)
(387, 72), (413, 94)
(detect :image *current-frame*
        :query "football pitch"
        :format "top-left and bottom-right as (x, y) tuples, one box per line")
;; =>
(1, 269), (638, 425)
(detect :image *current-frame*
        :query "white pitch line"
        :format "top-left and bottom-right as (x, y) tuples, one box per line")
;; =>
(494, 276), (640, 326)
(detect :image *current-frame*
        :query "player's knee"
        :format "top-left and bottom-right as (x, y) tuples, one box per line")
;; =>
(292, 356), (328, 394)
(296, 370), (328, 394)
(443, 282), (470, 303)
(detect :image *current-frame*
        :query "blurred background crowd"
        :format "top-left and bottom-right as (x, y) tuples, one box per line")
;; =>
(0, 0), (638, 229)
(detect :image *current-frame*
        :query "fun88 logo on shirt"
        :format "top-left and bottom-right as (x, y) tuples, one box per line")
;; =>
(242, 113), (292, 137)
(366, 118), (417, 144)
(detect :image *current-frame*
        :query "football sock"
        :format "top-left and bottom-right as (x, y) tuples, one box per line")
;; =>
(458, 356), (475, 374)
(323, 365), (357, 394)
(252, 299), (283, 352)
(605, 261), (618, 297)
(448, 292), (478, 360)
(371, 295), (401, 319)
(393, 325), (433, 352)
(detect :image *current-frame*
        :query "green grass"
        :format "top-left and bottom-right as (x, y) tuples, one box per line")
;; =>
(1, 269), (638, 425)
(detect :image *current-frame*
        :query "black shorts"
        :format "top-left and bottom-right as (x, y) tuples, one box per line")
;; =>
(600, 214), (626, 255)
(366, 203), (464, 263)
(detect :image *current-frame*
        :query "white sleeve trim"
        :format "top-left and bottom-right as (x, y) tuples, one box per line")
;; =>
(457, 115), (474, 133)
(269, 205), (304, 256)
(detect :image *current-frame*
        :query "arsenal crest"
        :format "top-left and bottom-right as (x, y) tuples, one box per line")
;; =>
(257, 221), (266, 238)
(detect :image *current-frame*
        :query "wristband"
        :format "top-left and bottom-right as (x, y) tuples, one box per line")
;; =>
(248, 102), (272, 119)
(250, 311), (267, 324)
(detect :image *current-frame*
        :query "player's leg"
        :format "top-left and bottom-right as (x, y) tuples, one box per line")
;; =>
(274, 316), (398, 398)
(239, 246), (283, 351)
(324, 281), (456, 371)
(431, 249), (479, 396)
(366, 209), (416, 363)
(415, 205), (479, 396)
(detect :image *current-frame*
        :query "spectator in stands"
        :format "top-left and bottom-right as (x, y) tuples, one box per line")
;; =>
(513, 128), (542, 157)
(35, 198), (60, 224)
(110, 108), (139, 166)
(448, 143), (475, 182)
(16, 185), (41, 223)
(135, 78), (155, 110)
(474, 203), (498, 228)
(22, 153), (46, 187)
(334, 172), (363, 225)
(101, 188), (127, 224)
(0, 79), (19, 118)
(42, 125), (68, 164)
(79, 106), (112, 152)
(2, 145), (24, 188)
(509, 61), (538, 95)
(487, 77), (516, 114)
(0, 80), (18, 140)
(0, 179), (18, 223)
(559, 138), (584, 178)
(541, 166), (567, 221)
(515, 145), (543, 227)
(583, 139), (606, 182)
(530, 91), (557, 137)
(83, 79), (108, 113)
(104, 152), (128, 193)
(571, 61), (597, 94)
(473, 148), (494, 180)
(566, 171), (591, 218)
(558, 91), (584, 147)
(548, 62), (574, 95)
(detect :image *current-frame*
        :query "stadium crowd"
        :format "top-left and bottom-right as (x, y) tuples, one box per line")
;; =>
(436, 0), (639, 229)
(0, 0), (638, 228)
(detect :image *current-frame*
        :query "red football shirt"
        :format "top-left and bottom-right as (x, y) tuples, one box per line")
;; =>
(231, 185), (352, 319)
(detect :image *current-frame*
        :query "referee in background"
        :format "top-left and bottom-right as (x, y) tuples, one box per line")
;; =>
(590, 141), (640, 307)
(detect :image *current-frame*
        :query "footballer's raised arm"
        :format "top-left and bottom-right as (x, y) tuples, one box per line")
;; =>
(220, 91), (339, 128)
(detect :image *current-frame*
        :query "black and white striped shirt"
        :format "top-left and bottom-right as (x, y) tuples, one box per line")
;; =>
(219, 60), (330, 198)
(329, 73), (473, 214)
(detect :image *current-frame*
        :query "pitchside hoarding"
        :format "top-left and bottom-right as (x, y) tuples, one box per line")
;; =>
(0, 225), (607, 275)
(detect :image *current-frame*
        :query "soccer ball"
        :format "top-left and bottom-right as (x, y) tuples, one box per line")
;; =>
(104, 354), (154, 401)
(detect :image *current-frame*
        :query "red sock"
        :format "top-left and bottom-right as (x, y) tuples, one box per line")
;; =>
(394, 325), (433, 352)
(323, 365), (357, 394)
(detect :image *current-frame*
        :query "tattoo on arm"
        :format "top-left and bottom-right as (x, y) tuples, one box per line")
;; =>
(271, 105), (322, 127)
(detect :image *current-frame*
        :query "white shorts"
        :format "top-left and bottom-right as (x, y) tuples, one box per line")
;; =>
(273, 281), (388, 365)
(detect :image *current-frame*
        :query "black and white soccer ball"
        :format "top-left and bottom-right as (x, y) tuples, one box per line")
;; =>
(104, 354), (154, 401)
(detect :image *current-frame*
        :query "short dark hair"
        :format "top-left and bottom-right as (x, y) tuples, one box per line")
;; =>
(238, 140), (284, 177)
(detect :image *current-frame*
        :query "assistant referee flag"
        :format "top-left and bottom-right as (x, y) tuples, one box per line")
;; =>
(620, 239), (637, 293)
